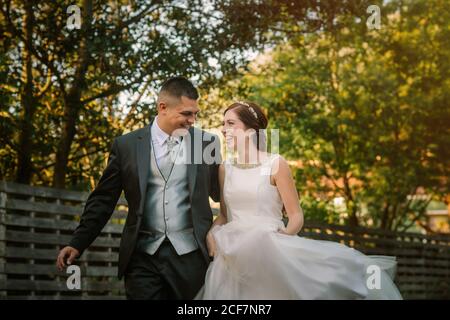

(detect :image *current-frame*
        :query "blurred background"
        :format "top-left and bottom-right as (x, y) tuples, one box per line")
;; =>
(0, 0), (449, 299)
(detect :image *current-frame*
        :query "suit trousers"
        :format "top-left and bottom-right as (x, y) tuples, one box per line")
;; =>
(124, 239), (208, 300)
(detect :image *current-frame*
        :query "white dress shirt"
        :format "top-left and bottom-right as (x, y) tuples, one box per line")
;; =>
(151, 116), (181, 167)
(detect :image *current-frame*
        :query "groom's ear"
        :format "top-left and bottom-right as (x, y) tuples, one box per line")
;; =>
(157, 101), (168, 114)
(157, 94), (179, 114)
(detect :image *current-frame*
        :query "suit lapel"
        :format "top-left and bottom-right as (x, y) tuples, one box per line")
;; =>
(187, 126), (198, 203)
(136, 122), (199, 208)
(136, 124), (151, 212)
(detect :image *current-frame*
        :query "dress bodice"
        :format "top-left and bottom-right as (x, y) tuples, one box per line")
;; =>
(223, 154), (284, 224)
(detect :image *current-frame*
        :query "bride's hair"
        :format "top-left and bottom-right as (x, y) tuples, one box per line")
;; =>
(224, 101), (268, 151)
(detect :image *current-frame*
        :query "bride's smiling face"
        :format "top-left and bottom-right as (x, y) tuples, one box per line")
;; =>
(222, 109), (251, 149)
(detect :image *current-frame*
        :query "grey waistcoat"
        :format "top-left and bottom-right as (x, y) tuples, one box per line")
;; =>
(137, 138), (198, 255)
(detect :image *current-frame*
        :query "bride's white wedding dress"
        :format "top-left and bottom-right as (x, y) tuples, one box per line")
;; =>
(196, 154), (403, 300)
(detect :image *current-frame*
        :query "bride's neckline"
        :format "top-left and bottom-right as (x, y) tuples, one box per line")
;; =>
(232, 162), (262, 169)
(229, 154), (274, 169)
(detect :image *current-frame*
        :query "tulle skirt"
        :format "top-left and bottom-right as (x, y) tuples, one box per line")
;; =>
(195, 218), (403, 300)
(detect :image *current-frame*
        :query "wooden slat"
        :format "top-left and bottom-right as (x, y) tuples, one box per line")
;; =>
(4, 263), (117, 277)
(0, 279), (124, 292)
(3, 215), (124, 234)
(4, 295), (126, 300)
(5, 230), (121, 248)
(301, 232), (450, 250)
(0, 181), (128, 206)
(304, 222), (450, 241)
(401, 293), (429, 299)
(5, 199), (128, 219)
(0, 181), (89, 202)
(398, 283), (448, 291)
(396, 275), (450, 283)
(0, 190), (6, 298)
(5, 198), (82, 215)
(5, 247), (118, 262)
(397, 269), (449, 276)
(352, 246), (450, 258)
(397, 258), (449, 268)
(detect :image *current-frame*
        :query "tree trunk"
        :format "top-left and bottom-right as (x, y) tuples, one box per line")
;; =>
(343, 174), (359, 228)
(52, 0), (93, 188)
(381, 202), (390, 230)
(52, 95), (82, 188)
(387, 203), (398, 230)
(15, 0), (36, 184)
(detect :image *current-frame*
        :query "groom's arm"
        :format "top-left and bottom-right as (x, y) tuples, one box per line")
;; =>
(69, 138), (123, 256)
(208, 134), (222, 202)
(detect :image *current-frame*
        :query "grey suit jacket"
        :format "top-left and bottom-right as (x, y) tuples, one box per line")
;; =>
(69, 123), (221, 278)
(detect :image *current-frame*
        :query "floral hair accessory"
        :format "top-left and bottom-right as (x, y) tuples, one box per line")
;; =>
(236, 101), (258, 119)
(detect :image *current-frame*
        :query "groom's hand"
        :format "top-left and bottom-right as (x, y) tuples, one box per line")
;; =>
(56, 246), (80, 271)
(206, 232), (216, 258)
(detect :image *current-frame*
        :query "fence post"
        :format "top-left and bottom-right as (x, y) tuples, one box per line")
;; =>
(0, 189), (7, 298)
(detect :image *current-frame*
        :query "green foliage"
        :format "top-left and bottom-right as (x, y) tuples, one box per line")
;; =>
(1, 0), (362, 188)
(211, 0), (449, 231)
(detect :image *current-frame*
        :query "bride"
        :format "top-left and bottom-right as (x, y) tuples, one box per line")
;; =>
(195, 101), (402, 300)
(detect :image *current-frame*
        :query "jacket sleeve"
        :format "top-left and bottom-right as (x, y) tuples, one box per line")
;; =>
(69, 138), (123, 255)
(208, 134), (222, 203)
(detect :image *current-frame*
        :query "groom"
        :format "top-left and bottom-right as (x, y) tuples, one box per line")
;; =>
(56, 77), (221, 299)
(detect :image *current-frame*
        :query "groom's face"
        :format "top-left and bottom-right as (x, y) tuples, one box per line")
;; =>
(160, 95), (199, 136)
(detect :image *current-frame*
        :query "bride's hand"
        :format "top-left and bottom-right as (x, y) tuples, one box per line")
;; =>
(206, 231), (217, 258)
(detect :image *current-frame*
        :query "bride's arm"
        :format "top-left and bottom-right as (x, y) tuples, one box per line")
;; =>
(206, 163), (227, 257)
(212, 163), (227, 227)
(273, 156), (304, 235)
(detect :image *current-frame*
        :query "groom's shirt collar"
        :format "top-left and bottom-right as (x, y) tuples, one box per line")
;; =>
(151, 116), (181, 146)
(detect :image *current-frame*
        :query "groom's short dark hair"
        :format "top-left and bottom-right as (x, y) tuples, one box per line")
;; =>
(159, 76), (199, 100)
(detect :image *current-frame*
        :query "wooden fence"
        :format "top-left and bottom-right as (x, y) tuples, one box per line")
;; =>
(0, 181), (449, 299)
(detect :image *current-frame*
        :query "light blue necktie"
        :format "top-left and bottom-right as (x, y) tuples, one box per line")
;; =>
(159, 136), (178, 180)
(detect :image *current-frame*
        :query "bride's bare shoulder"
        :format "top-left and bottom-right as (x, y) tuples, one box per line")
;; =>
(270, 154), (291, 177)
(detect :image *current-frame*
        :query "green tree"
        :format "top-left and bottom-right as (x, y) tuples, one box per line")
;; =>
(215, 0), (449, 231)
(1, 0), (365, 189)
